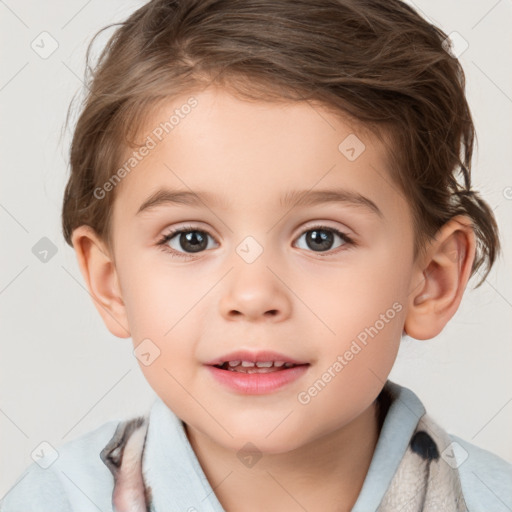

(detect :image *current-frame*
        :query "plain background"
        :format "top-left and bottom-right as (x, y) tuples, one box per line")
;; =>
(1, 0), (511, 498)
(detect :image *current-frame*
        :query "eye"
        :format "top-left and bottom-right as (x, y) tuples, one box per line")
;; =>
(294, 225), (354, 255)
(156, 225), (218, 259)
(156, 224), (354, 259)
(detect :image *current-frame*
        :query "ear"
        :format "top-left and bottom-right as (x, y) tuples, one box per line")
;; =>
(71, 225), (131, 339)
(404, 215), (476, 340)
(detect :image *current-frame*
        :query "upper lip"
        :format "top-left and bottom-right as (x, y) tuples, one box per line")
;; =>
(205, 350), (309, 366)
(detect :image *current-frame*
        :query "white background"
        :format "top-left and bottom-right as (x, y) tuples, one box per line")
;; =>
(1, 0), (511, 498)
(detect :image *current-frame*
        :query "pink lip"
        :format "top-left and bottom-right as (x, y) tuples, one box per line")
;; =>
(204, 349), (308, 366)
(205, 364), (309, 395)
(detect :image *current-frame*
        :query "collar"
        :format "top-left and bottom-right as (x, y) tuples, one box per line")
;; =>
(351, 380), (426, 511)
(141, 396), (227, 512)
(140, 379), (426, 511)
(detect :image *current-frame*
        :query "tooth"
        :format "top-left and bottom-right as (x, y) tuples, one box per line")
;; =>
(241, 361), (255, 367)
(284, 362), (294, 368)
(228, 360), (241, 367)
(255, 361), (273, 368)
(274, 361), (285, 367)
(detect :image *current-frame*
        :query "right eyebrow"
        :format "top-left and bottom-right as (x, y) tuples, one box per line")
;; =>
(136, 189), (227, 215)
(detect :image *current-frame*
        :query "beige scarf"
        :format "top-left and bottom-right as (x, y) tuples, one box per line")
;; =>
(378, 412), (467, 511)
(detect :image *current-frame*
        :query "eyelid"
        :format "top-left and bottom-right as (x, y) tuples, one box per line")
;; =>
(296, 220), (353, 238)
(160, 222), (221, 242)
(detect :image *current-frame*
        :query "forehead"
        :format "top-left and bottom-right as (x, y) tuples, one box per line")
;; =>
(111, 86), (402, 222)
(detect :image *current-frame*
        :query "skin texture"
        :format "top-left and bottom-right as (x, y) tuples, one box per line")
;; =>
(72, 85), (476, 512)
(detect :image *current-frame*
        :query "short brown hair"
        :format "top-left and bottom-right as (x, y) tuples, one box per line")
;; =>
(61, 0), (500, 285)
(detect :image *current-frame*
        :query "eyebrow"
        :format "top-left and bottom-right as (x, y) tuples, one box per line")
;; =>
(136, 187), (383, 217)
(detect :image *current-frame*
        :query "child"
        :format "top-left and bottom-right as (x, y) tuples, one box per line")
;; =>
(2, 0), (511, 510)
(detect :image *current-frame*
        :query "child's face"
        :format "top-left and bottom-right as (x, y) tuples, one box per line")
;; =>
(108, 86), (417, 453)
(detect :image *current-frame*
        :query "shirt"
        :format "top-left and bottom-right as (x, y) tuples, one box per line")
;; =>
(1, 380), (511, 511)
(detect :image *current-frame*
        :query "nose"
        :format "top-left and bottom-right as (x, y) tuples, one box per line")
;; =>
(218, 258), (292, 323)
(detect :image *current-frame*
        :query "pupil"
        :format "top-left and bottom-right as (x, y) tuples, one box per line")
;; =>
(307, 229), (333, 251)
(181, 231), (207, 253)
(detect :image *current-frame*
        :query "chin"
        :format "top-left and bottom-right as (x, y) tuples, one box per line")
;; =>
(221, 428), (307, 456)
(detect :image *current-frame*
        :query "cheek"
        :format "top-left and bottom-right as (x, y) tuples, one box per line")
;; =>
(293, 259), (408, 430)
(118, 252), (204, 339)
(312, 253), (409, 333)
(122, 267), (201, 404)
(117, 255), (212, 378)
(306, 243), (411, 375)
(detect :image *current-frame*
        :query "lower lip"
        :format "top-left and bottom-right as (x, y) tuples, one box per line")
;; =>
(206, 364), (310, 395)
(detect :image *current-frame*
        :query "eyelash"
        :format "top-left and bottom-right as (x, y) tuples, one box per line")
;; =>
(156, 224), (355, 260)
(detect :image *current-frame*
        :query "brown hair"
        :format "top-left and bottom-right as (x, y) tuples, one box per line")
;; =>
(62, 0), (499, 285)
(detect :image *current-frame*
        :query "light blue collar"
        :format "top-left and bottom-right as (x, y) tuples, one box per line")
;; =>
(142, 395), (227, 511)
(351, 380), (426, 511)
(142, 380), (426, 511)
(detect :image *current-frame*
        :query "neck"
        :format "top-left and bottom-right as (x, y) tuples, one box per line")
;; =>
(185, 395), (385, 512)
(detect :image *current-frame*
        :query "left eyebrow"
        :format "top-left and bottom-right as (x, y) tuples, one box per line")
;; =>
(136, 187), (383, 218)
(280, 188), (383, 218)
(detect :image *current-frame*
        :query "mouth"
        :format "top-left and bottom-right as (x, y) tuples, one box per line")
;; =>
(212, 360), (309, 374)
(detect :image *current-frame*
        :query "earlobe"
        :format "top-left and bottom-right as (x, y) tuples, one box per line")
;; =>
(404, 216), (476, 340)
(71, 225), (131, 339)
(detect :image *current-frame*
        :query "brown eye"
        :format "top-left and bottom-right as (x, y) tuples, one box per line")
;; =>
(294, 226), (353, 253)
(173, 230), (208, 253)
(157, 226), (218, 258)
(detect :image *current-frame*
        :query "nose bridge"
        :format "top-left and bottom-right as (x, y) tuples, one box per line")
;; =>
(224, 203), (280, 267)
(218, 231), (291, 321)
